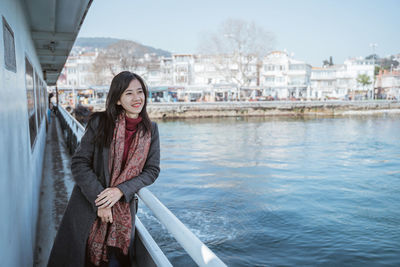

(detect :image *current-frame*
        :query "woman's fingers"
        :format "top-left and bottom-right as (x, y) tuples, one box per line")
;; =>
(97, 188), (112, 198)
(95, 188), (121, 207)
(95, 194), (115, 206)
(95, 196), (110, 207)
(95, 191), (109, 204)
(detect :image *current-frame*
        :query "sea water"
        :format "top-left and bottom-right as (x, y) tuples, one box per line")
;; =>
(138, 115), (400, 266)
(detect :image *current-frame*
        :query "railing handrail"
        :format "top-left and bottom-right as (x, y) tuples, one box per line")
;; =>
(58, 105), (85, 139)
(138, 188), (227, 267)
(56, 106), (227, 266)
(135, 216), (173, 267)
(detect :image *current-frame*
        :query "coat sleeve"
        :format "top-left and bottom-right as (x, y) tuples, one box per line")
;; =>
(71, 118), (105, 212)
(117, 122), (161, 202)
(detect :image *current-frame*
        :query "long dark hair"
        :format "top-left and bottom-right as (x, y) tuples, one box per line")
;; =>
(90, 71), (151, 147)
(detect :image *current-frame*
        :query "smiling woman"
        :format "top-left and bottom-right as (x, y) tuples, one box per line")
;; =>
(48, 71), (160, 267)
(117, 79), (145, 119)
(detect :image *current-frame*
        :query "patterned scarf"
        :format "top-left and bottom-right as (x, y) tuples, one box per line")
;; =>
(87, 114), (151, 266)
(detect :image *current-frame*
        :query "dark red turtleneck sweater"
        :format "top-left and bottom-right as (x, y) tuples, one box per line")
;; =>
(122, 115), (142, 169)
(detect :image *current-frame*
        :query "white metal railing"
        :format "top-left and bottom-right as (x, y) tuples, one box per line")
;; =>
(138, 188), (227, 267)
(135, 216), (173, 267)
(58, 105), (85, 140)
(57, 106), (227, 266)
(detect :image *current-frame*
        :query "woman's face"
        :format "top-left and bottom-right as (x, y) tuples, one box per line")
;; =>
(117, 79), (145, 118)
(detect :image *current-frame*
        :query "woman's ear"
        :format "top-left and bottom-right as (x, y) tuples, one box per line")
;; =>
(117, 100), (121, 105)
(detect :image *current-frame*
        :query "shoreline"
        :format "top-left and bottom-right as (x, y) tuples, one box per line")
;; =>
(147, 100), (400, 119)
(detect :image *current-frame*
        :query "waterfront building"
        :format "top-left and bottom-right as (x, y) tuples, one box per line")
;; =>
(344, 57), (375, 99)
(193, 54), (238, 101)
(172, 54), (195, 85)
(375, 70), (400, 100)
(57, 51), (98, 89)
(136, 53), (163, 85)
(193, 54), (228, 85)
(310, 57), (374, 100)
(310, 66), (339, 99)
(56, 45), (383, 102)
(160, 57), (174, 85)
(260, 51), (311, 100)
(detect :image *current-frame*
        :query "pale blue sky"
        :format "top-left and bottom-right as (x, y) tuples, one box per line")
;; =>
(78, 0), (400, 66)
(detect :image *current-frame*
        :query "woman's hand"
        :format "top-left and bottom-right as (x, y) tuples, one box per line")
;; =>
(95, 187), (124, 209)
(97, 207), (113, 223)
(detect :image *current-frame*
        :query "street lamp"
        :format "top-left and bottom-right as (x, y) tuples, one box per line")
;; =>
(369, 43), (378, 99)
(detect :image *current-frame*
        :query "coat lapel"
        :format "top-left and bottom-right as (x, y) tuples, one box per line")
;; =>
(103, 147), (111, 187)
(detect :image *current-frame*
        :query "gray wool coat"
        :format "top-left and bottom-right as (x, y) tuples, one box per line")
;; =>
(47, 117), (160, 267)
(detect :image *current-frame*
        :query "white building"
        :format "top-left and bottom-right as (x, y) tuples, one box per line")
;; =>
(344, 57), (375, 99)
(172, 54), (195, 85)
(260, 51), (311, 99)
(160, 57), (173, 85)
(375, 70), (400, 100)
(57, 47), (383, 102)
(310, 66), (338, 99)
(58, 51), (97, 88)
(310, 57), (374, 100)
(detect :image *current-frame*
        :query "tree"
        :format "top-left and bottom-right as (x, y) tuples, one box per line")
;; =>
(323, 56), (334, 66)
(90, 40), (157, 85)
(365, 54), (399, 72)
(357, 74), (372, 90)
(380, 56), (399, 71)
(199, 18), (275, 89)
(365, 54), (378, 60)
(353, 74), (372, 100)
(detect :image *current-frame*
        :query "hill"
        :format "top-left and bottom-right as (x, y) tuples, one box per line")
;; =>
(74, 37), (171, 57)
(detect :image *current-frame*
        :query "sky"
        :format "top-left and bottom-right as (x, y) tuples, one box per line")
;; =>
(78, 0), (400, 66)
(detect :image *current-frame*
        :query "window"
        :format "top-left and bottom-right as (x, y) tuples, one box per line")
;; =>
(40, 79), (47, 119)
(266, 65), (275, 71)
(276, 77), (285, 83)
(2, 16), (16, 72)
(290, 64), (305, 70)
(265, 76), (275, 83)
(25, 57), (37, 149)
(34, 71), (42, 127)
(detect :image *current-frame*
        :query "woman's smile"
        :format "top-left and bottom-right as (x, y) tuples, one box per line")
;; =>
(131, 102), (142, 108)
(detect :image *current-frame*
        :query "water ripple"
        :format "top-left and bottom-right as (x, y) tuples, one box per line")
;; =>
(144, 116), (400, 266)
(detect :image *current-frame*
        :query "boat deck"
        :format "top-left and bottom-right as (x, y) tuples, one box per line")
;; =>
(34, 113), (74, 266)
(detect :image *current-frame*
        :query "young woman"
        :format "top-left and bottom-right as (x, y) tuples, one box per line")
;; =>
(48, 71), (160, 267)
